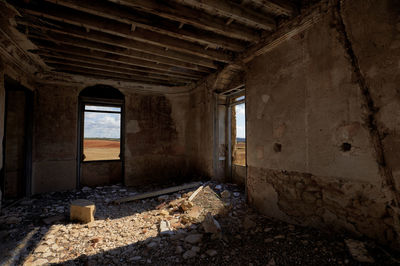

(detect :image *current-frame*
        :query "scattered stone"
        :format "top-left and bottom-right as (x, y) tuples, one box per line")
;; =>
(180, 200), (194, 211)
(129, 256), (142, 262)
(159, 220), (174, 235)
(32, 258), (49, 265)
(147, 241), (158, 249)
(243, 217), (256, 230)
(221, 190), (231, 199)
(274, 235), (285, 239)
(233, 192), (240, 197)
(186, 206), (203, 220)
(158, 195), (169, 202)
(182, 250), (197, 259)
(82, 186), (92, 192)
(264, 238), (274, 243)
(6, 216), (22, 224)
(344, 239), (375, 263)
(191, 246), (200, 253)
(70, 199), (95, 223)
(175, 246), (184, 254)
(215, 185), (222, 190)
(202, 212), (221, 234)
(184, 234), (203, 244)
(264, 227), (272, 233)
(206, 249), (218, 257)
(267, 258), (276, 266)
(42, 215), (65, 225)
(160, 209), (169, 216)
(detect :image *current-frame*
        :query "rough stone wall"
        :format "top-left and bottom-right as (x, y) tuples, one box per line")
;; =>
(186, 84), (215, 179)
(0, 64), (5, 174)
(32, 84), (78, 194)
(246, 0), (400, 248)
(122, 90), (192, 186)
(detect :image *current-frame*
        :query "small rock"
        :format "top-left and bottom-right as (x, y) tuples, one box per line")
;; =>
(183, 250), (197, 259)
(147, 241), (158, 249)
(175, 246), (184, 254)
(180, 201), (194, 211)
(243, 217), (256, 230)
(32, 258), (49, 266)
(129, 256), (142, 262)
(344, 239), (375, 263)
(264, 227), (272, 233)
(221, 190), (231, 199)
(264, 238), (274, 243)
(233, 192), (240, 197)
(191, 246), (200, 253)
(267, 258), (276, 266)
(42, 215), (65, 225)
(215, 185), (222, 190)
(160, 209), (169, 216)
(184, 234), (203, 244)
(159, 220), (174, 235)
(6, 216), (22, 224)
(35, 245), (49, 253)
(82, 186), (92, 192)
(186, 206), (203, 220)
(202, 212), (221, 234)
(206, 249), (218, 257)
(158, 195), (169, 201)
(274, 235), (285, 239)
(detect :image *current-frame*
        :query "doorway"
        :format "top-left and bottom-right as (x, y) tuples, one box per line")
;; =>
(1, 77), (33, 200)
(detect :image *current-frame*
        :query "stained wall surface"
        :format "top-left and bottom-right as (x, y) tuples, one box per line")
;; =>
(246, 0), (400, 248)
(31, 84), (193, 193)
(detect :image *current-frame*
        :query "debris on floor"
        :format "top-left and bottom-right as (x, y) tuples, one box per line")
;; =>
(0, 182), (398, 265)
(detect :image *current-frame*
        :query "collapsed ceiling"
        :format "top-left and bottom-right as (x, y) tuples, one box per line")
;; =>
(6, 0), (298, 87)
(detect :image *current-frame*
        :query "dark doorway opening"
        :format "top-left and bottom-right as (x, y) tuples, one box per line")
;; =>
(1, 76), (33, 201)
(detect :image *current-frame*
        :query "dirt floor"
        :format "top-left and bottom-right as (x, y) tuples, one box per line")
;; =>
(0, 182), (399, 265)
(83, 139), (120, 161)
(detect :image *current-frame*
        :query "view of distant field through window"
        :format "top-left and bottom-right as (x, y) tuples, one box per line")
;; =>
(233, 102), (246, 166)
(83, 105), (121, 161)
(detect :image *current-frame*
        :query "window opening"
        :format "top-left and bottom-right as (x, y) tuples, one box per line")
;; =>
(232, 100), (246, 166)
(83, 104), (121, 161)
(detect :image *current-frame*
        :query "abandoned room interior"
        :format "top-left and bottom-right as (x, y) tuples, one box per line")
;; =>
(1, 0), (400, 264)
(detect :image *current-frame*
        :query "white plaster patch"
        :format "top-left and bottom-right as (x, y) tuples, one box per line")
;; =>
(262, 94), (270, 103)
(126, 120), (141, 133)
(256, 95), (270, 119)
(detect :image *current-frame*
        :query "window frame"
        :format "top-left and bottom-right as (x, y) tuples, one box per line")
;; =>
(78, 97), (125, 164)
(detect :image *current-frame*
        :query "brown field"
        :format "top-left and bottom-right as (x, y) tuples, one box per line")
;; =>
(84, 139), (120, 161)
(233, 142), (246, 166)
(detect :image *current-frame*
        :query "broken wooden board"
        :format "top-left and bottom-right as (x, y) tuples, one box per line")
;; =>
(113, 182), (202, 204)
(188, 185), (204, 201)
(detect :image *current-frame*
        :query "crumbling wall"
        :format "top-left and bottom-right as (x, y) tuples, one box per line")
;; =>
(246, 0), (400, 248)
(0, 65), (5, 178)
(186, 84), (215, 179)
(122, 90), (192, 186)
(32, 84), (78, 194)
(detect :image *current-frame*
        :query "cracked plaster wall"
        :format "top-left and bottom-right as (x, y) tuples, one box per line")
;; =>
(246, 0), (400, 249)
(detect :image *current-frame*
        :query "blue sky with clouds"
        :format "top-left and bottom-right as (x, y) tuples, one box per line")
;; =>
(84, 106), (121, 139)
(235, 103), (246, 139)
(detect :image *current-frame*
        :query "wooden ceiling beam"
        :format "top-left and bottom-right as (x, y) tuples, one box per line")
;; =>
(35, 51), (199, 80)
(42, 0), (247, 52)
(107, 0), (259, 42)
(25, 29), (213, 73)
(44, 59), (194, 83)
(28, 39), (206, 78)
(52, 64), (188, 86)
(247, 0), (296, 17)
(17, 17), (218, 70)
(174, 0), (276, 30)
(17, 3), (233, 63)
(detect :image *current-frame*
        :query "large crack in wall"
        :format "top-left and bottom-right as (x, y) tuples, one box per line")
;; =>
(333, 0), (400, 240)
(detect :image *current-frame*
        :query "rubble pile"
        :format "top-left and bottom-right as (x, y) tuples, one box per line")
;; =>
(0, 182), (398, 265)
